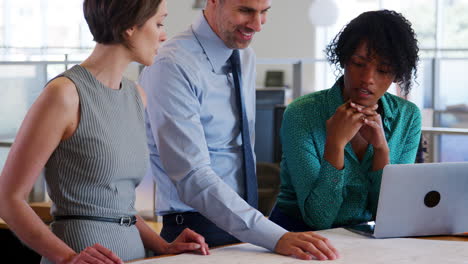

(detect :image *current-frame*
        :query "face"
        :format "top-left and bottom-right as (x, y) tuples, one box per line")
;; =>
(342, 41), (396, 107)
(126, 0), (168, 66)
(210, 0), (271, 49)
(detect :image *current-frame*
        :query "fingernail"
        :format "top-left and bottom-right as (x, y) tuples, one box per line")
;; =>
(194, 244), (201, 249)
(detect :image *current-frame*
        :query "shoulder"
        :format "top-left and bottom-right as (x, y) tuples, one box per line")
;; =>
(33, 77), (80, 139)
(285, 90), (329, 118)
(141, 38), (202, 85)
(155, 31), (204, 70)
(282, 90), (330, 129)
(43, 77), (80, 111)
(383, 93), (421, 120)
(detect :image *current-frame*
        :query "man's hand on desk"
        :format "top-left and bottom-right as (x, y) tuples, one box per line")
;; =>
(274, 232), (339, 261)
(165, 228), (210, 256)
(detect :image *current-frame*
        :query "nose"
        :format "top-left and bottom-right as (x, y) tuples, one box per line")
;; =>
(361, 67), (375, 85)
(248, 13), (265, 32)
(160, 30), (168, 42)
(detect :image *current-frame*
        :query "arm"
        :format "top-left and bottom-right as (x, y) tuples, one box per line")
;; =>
(0, 78), (121, 264)
(135, 215), (209, 255)
(281, 106), (346, 230)
(142, 59), (338, 261)
(396, 106), (422, 163)
(141, 58), (286, 251)
(367, 105), (422, 216)
(283, 101), (368, 230)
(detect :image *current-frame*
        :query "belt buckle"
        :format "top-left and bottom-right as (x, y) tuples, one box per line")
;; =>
(119, 216), (132, 226)
(176, 214), (184, 225)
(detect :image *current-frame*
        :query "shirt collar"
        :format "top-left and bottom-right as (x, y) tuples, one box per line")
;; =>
(191, 12), (233, 73)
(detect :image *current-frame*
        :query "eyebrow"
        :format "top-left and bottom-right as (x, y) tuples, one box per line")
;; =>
(352, 54), (391, 67)
(239, 5), (271, 13)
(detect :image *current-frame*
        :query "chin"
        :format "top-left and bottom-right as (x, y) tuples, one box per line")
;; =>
(353, 98), (376, 107)
(139, 57), (155, 66)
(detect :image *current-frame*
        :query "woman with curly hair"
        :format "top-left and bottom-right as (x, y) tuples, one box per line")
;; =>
(270, 10), (421, 231)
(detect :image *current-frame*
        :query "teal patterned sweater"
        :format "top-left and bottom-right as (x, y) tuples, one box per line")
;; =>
(276, 78), (422, 230)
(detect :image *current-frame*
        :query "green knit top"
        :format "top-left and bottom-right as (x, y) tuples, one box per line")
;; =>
(276, 77), (421, 230)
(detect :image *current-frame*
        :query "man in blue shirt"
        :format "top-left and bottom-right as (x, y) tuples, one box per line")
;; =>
(139, 0), (338, 260)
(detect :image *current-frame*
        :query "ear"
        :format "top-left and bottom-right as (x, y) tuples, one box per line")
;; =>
(126, 27), (136, 38)
(207, 0), (217, 7)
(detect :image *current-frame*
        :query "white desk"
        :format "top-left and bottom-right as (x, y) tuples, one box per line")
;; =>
(130, 228), (468, 264)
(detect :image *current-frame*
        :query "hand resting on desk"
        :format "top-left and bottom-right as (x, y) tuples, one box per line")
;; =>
(165, 228), (210, 256)
(275, 231), (339, 260)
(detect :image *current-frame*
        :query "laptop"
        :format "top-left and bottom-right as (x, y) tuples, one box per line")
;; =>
(346, 162), (468, 238)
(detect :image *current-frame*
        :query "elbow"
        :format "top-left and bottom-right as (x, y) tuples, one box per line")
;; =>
(302, 198), (338, 230)
(0, 188), (28, 219)
(303, 213), (334, 230)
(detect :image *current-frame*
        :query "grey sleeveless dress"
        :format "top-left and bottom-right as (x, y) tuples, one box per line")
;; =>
(41, 65), (149, 263)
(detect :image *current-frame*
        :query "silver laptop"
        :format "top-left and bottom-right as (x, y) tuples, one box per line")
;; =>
(347, 162), (468, 238)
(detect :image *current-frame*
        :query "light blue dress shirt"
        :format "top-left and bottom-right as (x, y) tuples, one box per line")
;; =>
(139, 13), (286, 251)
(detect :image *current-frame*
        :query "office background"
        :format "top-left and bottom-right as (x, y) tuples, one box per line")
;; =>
(1, 0), (468, 216)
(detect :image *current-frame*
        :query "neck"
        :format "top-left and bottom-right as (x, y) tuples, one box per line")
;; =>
(80, 43), (132, 90)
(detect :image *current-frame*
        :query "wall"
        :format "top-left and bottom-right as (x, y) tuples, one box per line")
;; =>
(164, 0), (317, 93)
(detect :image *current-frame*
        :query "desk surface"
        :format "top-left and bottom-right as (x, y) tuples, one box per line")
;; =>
(130, 228), (468, 264)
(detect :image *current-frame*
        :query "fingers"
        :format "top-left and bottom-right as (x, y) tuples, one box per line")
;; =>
(180, 228), (206, 245)
(289, 247), (313, 260)
(310, 232), (340, 255)
(275, 232), (339, 261)
(70, 245), (122, 264)
(350, 102), (378, 116)
(310, 234), (340, 259)
(363, 118), (381, 129)
(74, 244), (122, 264)
(172, 228), (210, 255)
(298, 233), (338, 260)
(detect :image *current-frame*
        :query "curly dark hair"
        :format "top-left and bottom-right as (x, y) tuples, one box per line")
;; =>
(325, 10), (419, 95)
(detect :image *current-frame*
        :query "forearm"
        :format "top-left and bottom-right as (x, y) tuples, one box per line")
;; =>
(372, 146), (390, 171)
(299, 160), (346, 229)
(176, 166), (286, 251)
(135, 215), (169, 254)
(0, 198), (76, 263)
(324, 139), (345, 170)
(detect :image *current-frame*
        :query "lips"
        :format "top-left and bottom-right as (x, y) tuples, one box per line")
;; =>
(237, 29), (254, 41)
(357, 87), (373, 97)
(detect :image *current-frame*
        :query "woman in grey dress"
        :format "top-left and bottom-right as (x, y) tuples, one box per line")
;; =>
(0, 0), (209, 263)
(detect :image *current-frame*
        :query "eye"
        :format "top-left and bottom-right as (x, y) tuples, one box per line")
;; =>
(378, 67), (393, 75)
(239, 7), (254, 14)
(352, 61), (364, 67)
(157, 23), (164, 28)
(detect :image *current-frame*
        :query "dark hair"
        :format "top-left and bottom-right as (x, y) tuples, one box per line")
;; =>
(326, 10), (419, 95)
(83, 0), (163, 47)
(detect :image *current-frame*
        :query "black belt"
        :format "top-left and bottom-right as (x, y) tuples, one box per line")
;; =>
(54, 215), (137, 226)
(163, 212), (203, 225)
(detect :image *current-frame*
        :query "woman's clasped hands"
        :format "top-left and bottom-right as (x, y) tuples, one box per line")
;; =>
(326, 100), (388, 151)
